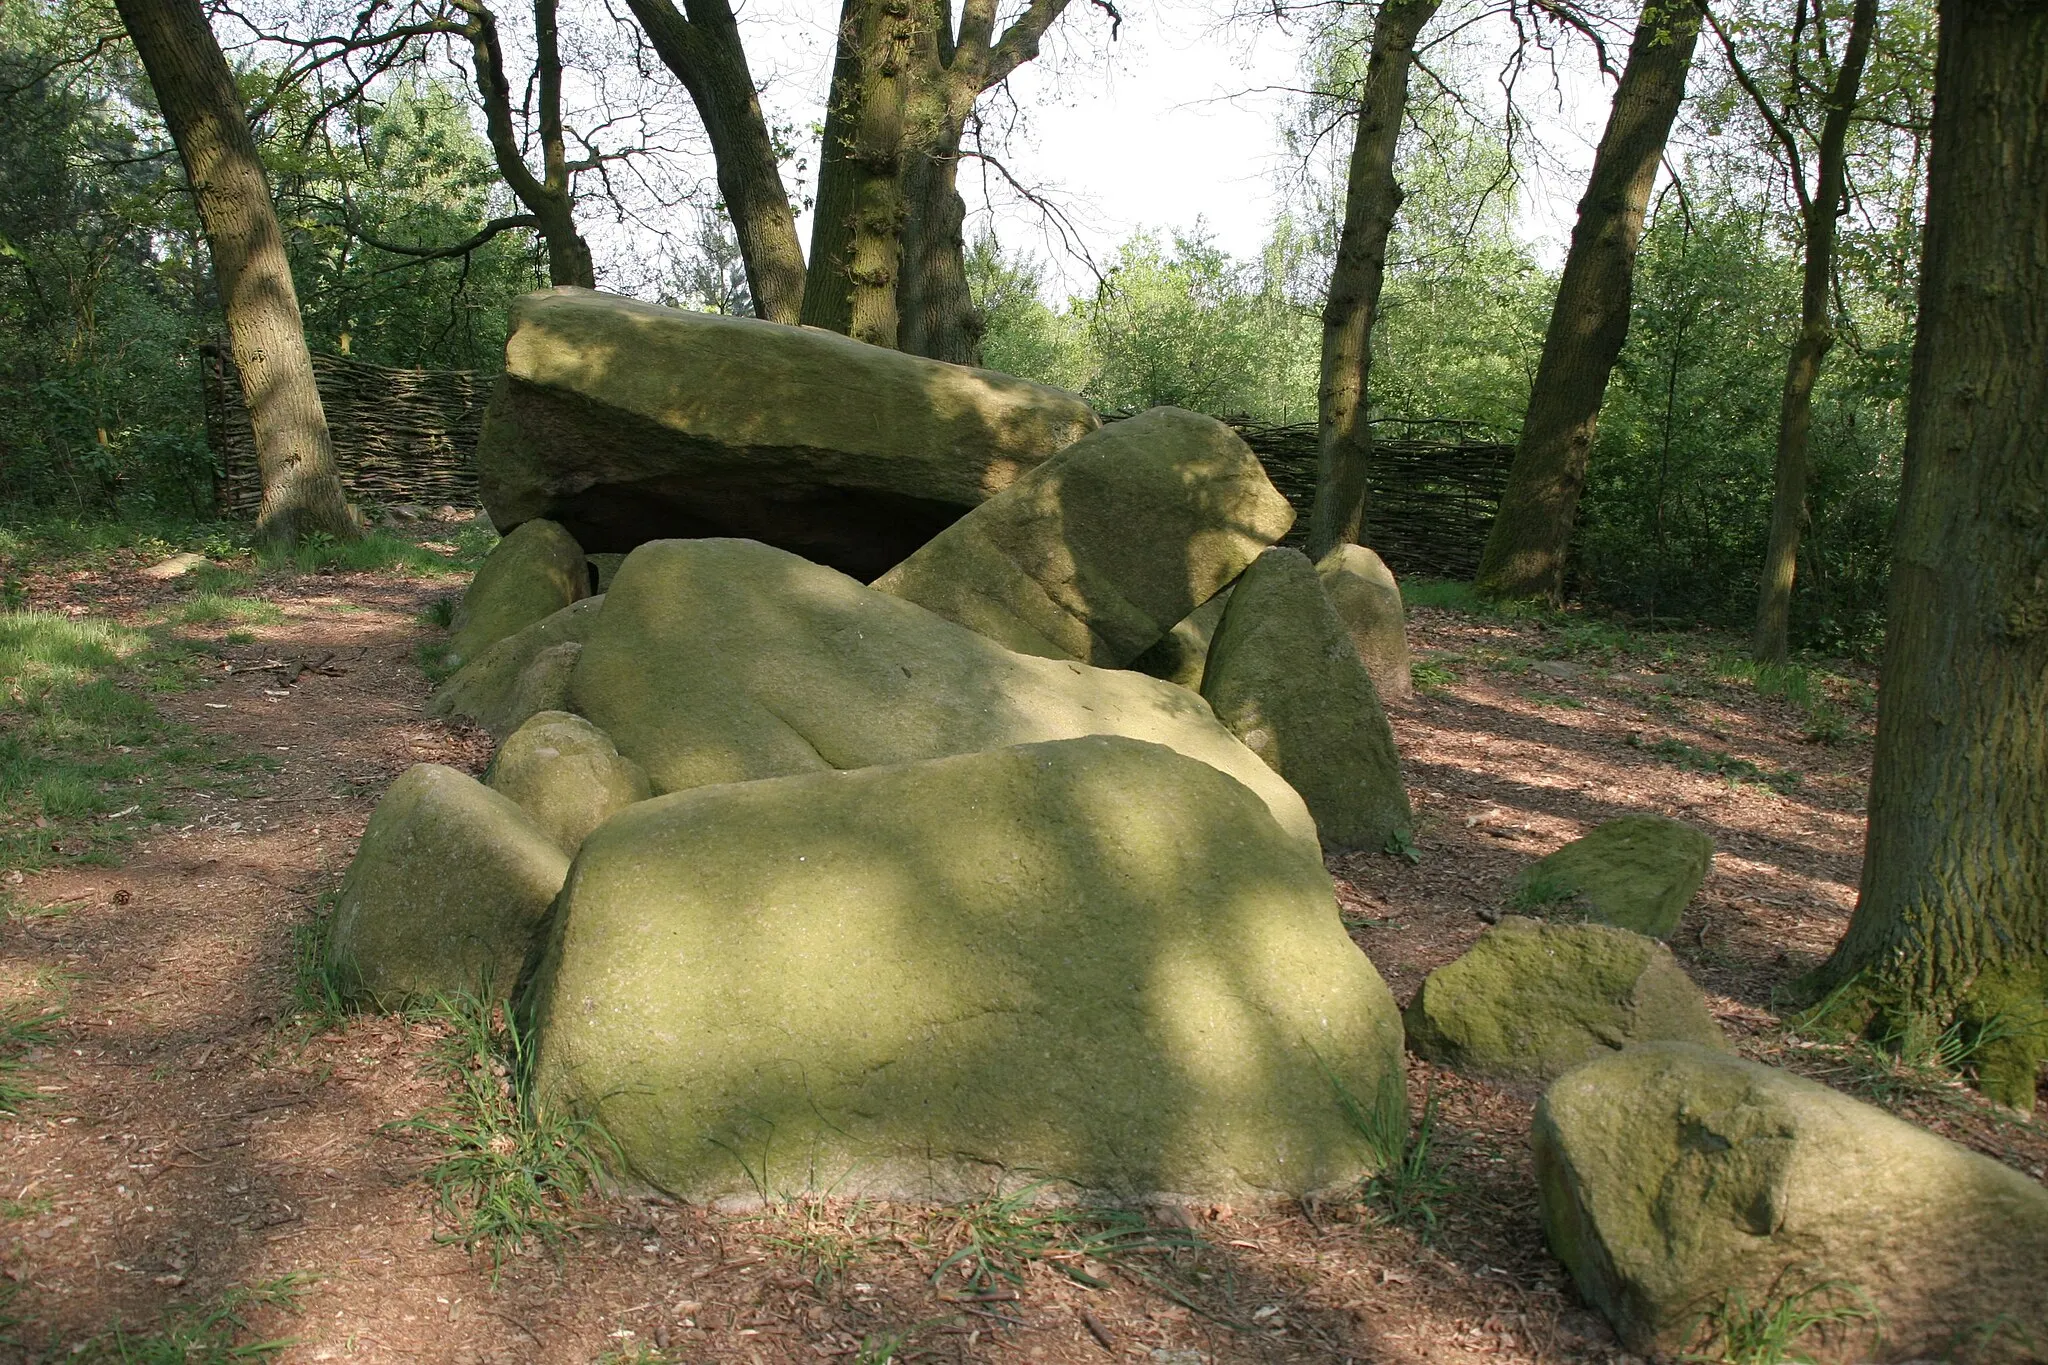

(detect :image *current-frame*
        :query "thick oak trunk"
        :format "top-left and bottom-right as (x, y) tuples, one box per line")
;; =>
(1751, 0), (1879, 664)
(1474, 0), (1701, 602)
(625, 0), (807, 322)
(1811, 0), (2048, 1112)
(1306, 0), (1442, 562)
(114, 0), (357, 545)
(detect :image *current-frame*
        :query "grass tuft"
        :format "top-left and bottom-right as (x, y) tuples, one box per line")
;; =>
(78, 1274), (310, 1363)
(1627, 734), (1803, 794)
(287, 896), (350, 1039)
(1361, 1085), (1454, 1236)
(929, 1184), (1199, 1294)
(391, 992), (612, 1272)
(162, 593), (284, 628)
(766, 1201), (884, 1290)
(1685, 1277), (1878, 1365)
(261, 530), (454, 577)
(0, 1005), (63, 1116)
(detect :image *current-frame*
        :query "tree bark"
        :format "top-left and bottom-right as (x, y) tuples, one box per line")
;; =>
(1748, 0), (1879, 664)
(1474, 0), (1702, 602)
(1306, 0), (1443, 562)
(624, 0), (808, 323)
(114, 0), (358, 545)
(803, 0), (1070, 354)
(450, 0), (595, 289)
(842, 0), (915, 348)
(1809, 0), (2048, 1113)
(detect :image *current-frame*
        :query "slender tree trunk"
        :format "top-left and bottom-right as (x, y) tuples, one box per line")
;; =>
(840, 0), (915, 348)
(1809, 0), (2048, 1113)
(1751, 0), (1879, 663)
(624, 0), (808, 322)
(115, 0), (356, 545)
(800, 4), (865, 336)
(1474, 0), (1701, 602)
(1306, 0), (1442, 562)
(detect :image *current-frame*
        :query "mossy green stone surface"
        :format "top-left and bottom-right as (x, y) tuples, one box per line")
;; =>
(475, 288), (1099, 578)
(1513, 815), (1713, 939)
(565, 538), (1318, 851)
(871, 408), (1293, 666)
(488, 711), (650, 855)
(1129, 588), (1232, 691)
(1315, 545), (1413, 702)
(1535, 1043), (2048, 1360)
(447, 517), (588, 667)
(526, 735), (1406, 1202)
(428, 595), (604, 738)
(1403, 918), (1723, 1079)
(1200, 548), (1412, 853)
(328, 764), (570, 1008)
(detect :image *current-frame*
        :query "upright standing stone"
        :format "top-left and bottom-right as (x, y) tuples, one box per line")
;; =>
(1511, 815), (1714, 939)
(475, 288), (1100, 578)
(445, 518), (587, 668)
(872, 408), (1295, 665)
(1316, 544), (1413, 701)
(1200, 548), (1413, 853)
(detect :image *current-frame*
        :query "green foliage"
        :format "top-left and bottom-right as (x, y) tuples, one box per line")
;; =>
(1627, 733), (1802, 793)
(260, 529), (453, 577)
(78, 1275), (310, 1363)
(288, 896), (348, 1037)
(1684, 1278), (1879, 1365)
(161, 593), (284, 627)
(0, 1004), (62, 1116)
(765, 1203), (883, 1290)
(928, 1184), (1199, 1294)
(392, 992), (612, 1272)
(1362, 1087), (1454, 1237)
(1511, 873), (1582, 912)
(1409, 659), (1458, 692)
(0, 610), (203, 868)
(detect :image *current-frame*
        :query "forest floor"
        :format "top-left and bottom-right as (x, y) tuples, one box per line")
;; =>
(1, 516), (2043, 1365)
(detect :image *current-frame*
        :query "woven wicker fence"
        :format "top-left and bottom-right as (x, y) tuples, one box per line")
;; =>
(202, 343), (489, 518)
(202, 352), (1513, 578)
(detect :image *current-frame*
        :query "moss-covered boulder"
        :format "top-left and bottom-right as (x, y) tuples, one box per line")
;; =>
(1535, 1043), (2048, 1361)
(1403, 918), (1723, 1079)
(487, 711), (650, 855)
(1130, 589), (1232, 690)
(871, 409), (1293, 665)
(446, 518), (588, 668)
(475, 288), (1099, 579)
(565, 538), (1317, 850)
(428, 596), (604, 738)
(526, 735), (1406, 1203)
(1512, 815), (1714, 939)
(327, 764), (570, 1007)
(1199, 548), (1412, 853)
(1316, 545), (1412, 702)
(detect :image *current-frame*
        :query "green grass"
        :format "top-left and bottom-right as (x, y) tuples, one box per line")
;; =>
(1627, 734), (1802, 794)
(260, 529), (458, 577)
(1400, 579), (1487, 613)
(1523, 689), (1586, 709)
(0, 517), (255, 573)
(78, 1275), (309, 1363)
(0, 611), (207, 868)
(390, 993), (613, 1272)
(928, 1184), (1199, 1294)
(160, 593), (284, 628)
(1509, 871), (1581, 912)
(1684, 1278), (1878, 1364)
(1362, 1086), (1455, 1236)
(287, 896), (349, 1039)
(0, 1005), (62, 1116)
(766, 1202), (885, 1290)
(1410, 659), (1459, 692)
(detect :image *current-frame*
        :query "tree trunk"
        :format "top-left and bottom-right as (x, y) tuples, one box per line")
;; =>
(800, 3), (865, 336)
(114, 0), (357, 545)
(1474, 0), (1701, 602)
(1306, 0), (1442, 562)
(624, 0), (808, 323)
(1750, 0), (1879, 663)
(1808, 0), (2048, 1113)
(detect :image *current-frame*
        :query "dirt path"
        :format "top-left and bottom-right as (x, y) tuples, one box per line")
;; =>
(2, 547), (2041, 1364)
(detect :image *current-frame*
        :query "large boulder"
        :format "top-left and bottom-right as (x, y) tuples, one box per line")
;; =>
(487, 711), (650, 855)
(1130, 589), (1232, 691)
(1199, 548), (1412, 853)
(1512, 814), (1713, 939)
(428, 596), (605, 739)
(565, 538), (1318, 851)
(1316, 545), (1413, 702)
(1535, 1043), (2048, 1361)
(526, 735), (1407, 1203)
(446, 518), (587, 668)
(327, 764), (570, 1007)
(475, 288), (1100, 579)
(871, 409), (1294, 666)
(1403, 917), (1724, 1080)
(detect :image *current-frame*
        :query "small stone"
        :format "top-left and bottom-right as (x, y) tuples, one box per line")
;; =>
(1510, 815), (1713, 940)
